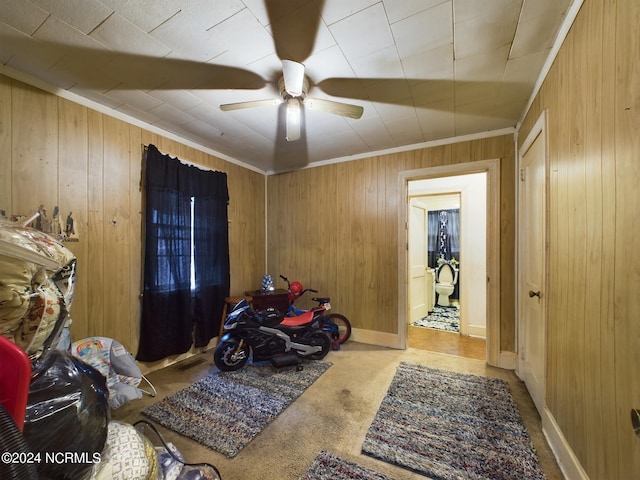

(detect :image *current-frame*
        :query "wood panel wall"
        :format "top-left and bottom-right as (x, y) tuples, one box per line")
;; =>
(3, 1), (637, 476)
(518, 0), (640, 477)
(266, 135), (516, 350)
(0, 74), (266, 370)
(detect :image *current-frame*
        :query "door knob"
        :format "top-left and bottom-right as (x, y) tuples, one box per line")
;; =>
(632, 409), (640, 437)
(528, 290), (541, 298)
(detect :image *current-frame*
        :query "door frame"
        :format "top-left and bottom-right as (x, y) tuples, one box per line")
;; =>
(516, 110), (549, 409)
(398, 158), (502, 367)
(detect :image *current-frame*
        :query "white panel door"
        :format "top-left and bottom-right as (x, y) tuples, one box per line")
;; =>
(519, 126), (547, 415)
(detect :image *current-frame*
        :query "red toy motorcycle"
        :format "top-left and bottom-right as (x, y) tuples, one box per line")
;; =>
(279, 275), (352, 347)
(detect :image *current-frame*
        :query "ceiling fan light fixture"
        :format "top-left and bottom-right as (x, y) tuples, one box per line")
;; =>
(282, 59), (305, 97)
(285, 98), (301, 142)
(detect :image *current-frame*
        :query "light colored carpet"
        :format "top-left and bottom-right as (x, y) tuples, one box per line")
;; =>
(112, 343), (563, 480)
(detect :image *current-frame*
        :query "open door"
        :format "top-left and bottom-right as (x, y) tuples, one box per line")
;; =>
(408, 199), (429, 324)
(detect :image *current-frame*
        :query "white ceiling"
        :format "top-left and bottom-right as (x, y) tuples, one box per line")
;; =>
(0, 0), (575, 172)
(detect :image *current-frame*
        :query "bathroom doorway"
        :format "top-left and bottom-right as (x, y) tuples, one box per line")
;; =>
(408, 193), (461, 331)
(398, 160), (501, 366)
(407, 173), (487, 340)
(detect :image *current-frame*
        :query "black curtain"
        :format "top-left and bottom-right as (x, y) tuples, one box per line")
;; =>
(137, 145), (229, 362)
(192, 170), (229, 348)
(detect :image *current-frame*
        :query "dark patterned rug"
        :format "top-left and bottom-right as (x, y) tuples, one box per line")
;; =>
(412, 305), (459, 332)
(142, 361), (331, 458)
(362, 363), (546, 480)
(301, 451), (394, 480)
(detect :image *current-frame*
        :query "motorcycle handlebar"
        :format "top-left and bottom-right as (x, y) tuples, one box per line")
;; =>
(297, 288), (318, 298)
(279, 274), (318, 297)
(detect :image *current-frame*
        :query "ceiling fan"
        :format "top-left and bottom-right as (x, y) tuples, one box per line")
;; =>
(219, 59), (363, 142)
(218, 1), (365, 144)
(0, 0), (527, 169)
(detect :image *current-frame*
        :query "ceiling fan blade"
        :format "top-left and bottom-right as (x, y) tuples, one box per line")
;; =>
(266, 0), (325, 62)
(304, 98), (363, 119)
(0, 34), (266, 91)
(220, 99), (282, 112)
(282, 60), (305, 97)
(285, 98), (302, 142)
(316, 77), (530, 111)
(316, 77), (427, 105)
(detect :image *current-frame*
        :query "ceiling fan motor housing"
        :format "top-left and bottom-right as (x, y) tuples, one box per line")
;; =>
(281, 59), (306, 97)
(278, 76), (309, 100)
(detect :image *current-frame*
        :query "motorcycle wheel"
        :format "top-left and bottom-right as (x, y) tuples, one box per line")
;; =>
(213, 339), (250, 371)
(323, 313), (352, 344)
(305, 332), (331, 360)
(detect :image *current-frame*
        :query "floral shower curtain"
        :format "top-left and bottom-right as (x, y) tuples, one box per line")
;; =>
(427, 209), (460, 266)
(427, 208), (460, 299)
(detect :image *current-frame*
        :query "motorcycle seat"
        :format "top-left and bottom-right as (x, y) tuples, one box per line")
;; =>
(279, 310), (314, 327)
(311, 297), (330, 304)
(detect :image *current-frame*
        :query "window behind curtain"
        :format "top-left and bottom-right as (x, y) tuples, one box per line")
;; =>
(137, 144), (229, 362)
(150, 193), (192, 292)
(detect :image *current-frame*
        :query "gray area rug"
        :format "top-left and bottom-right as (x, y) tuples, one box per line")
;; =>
(301, 451), (394, 480)
(362, 362), (546, 480)
(412, 305), (460, 332)
(143, 361), (331, 458)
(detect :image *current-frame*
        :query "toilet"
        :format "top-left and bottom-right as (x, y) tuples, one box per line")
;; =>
(435, 261), (458, 307)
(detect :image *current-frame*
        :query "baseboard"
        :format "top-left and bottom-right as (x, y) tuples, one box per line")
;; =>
(138, 340), (216, 375)
(467, 324), (486, 338)
(351, 328), (404, 349)
(542, 407), (589, 480)
(497, 350), (517, 370)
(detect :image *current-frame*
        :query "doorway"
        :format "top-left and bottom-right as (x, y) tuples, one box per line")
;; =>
(398, 160), (502, 366)
(409, 194), (461, 329)
(407, 176), (485, 359)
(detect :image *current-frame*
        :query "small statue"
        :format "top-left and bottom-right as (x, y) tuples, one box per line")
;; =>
(261, 274), (275, 292)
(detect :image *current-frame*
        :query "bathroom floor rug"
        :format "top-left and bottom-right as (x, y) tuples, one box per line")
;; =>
(361, 362), (546, 480)
(412, 305), (459, 332)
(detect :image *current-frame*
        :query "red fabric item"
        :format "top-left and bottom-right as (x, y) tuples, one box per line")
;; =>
(0, 335), (31, 431)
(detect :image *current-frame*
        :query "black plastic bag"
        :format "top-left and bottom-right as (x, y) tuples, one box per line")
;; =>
(23, 349), (109, 480)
